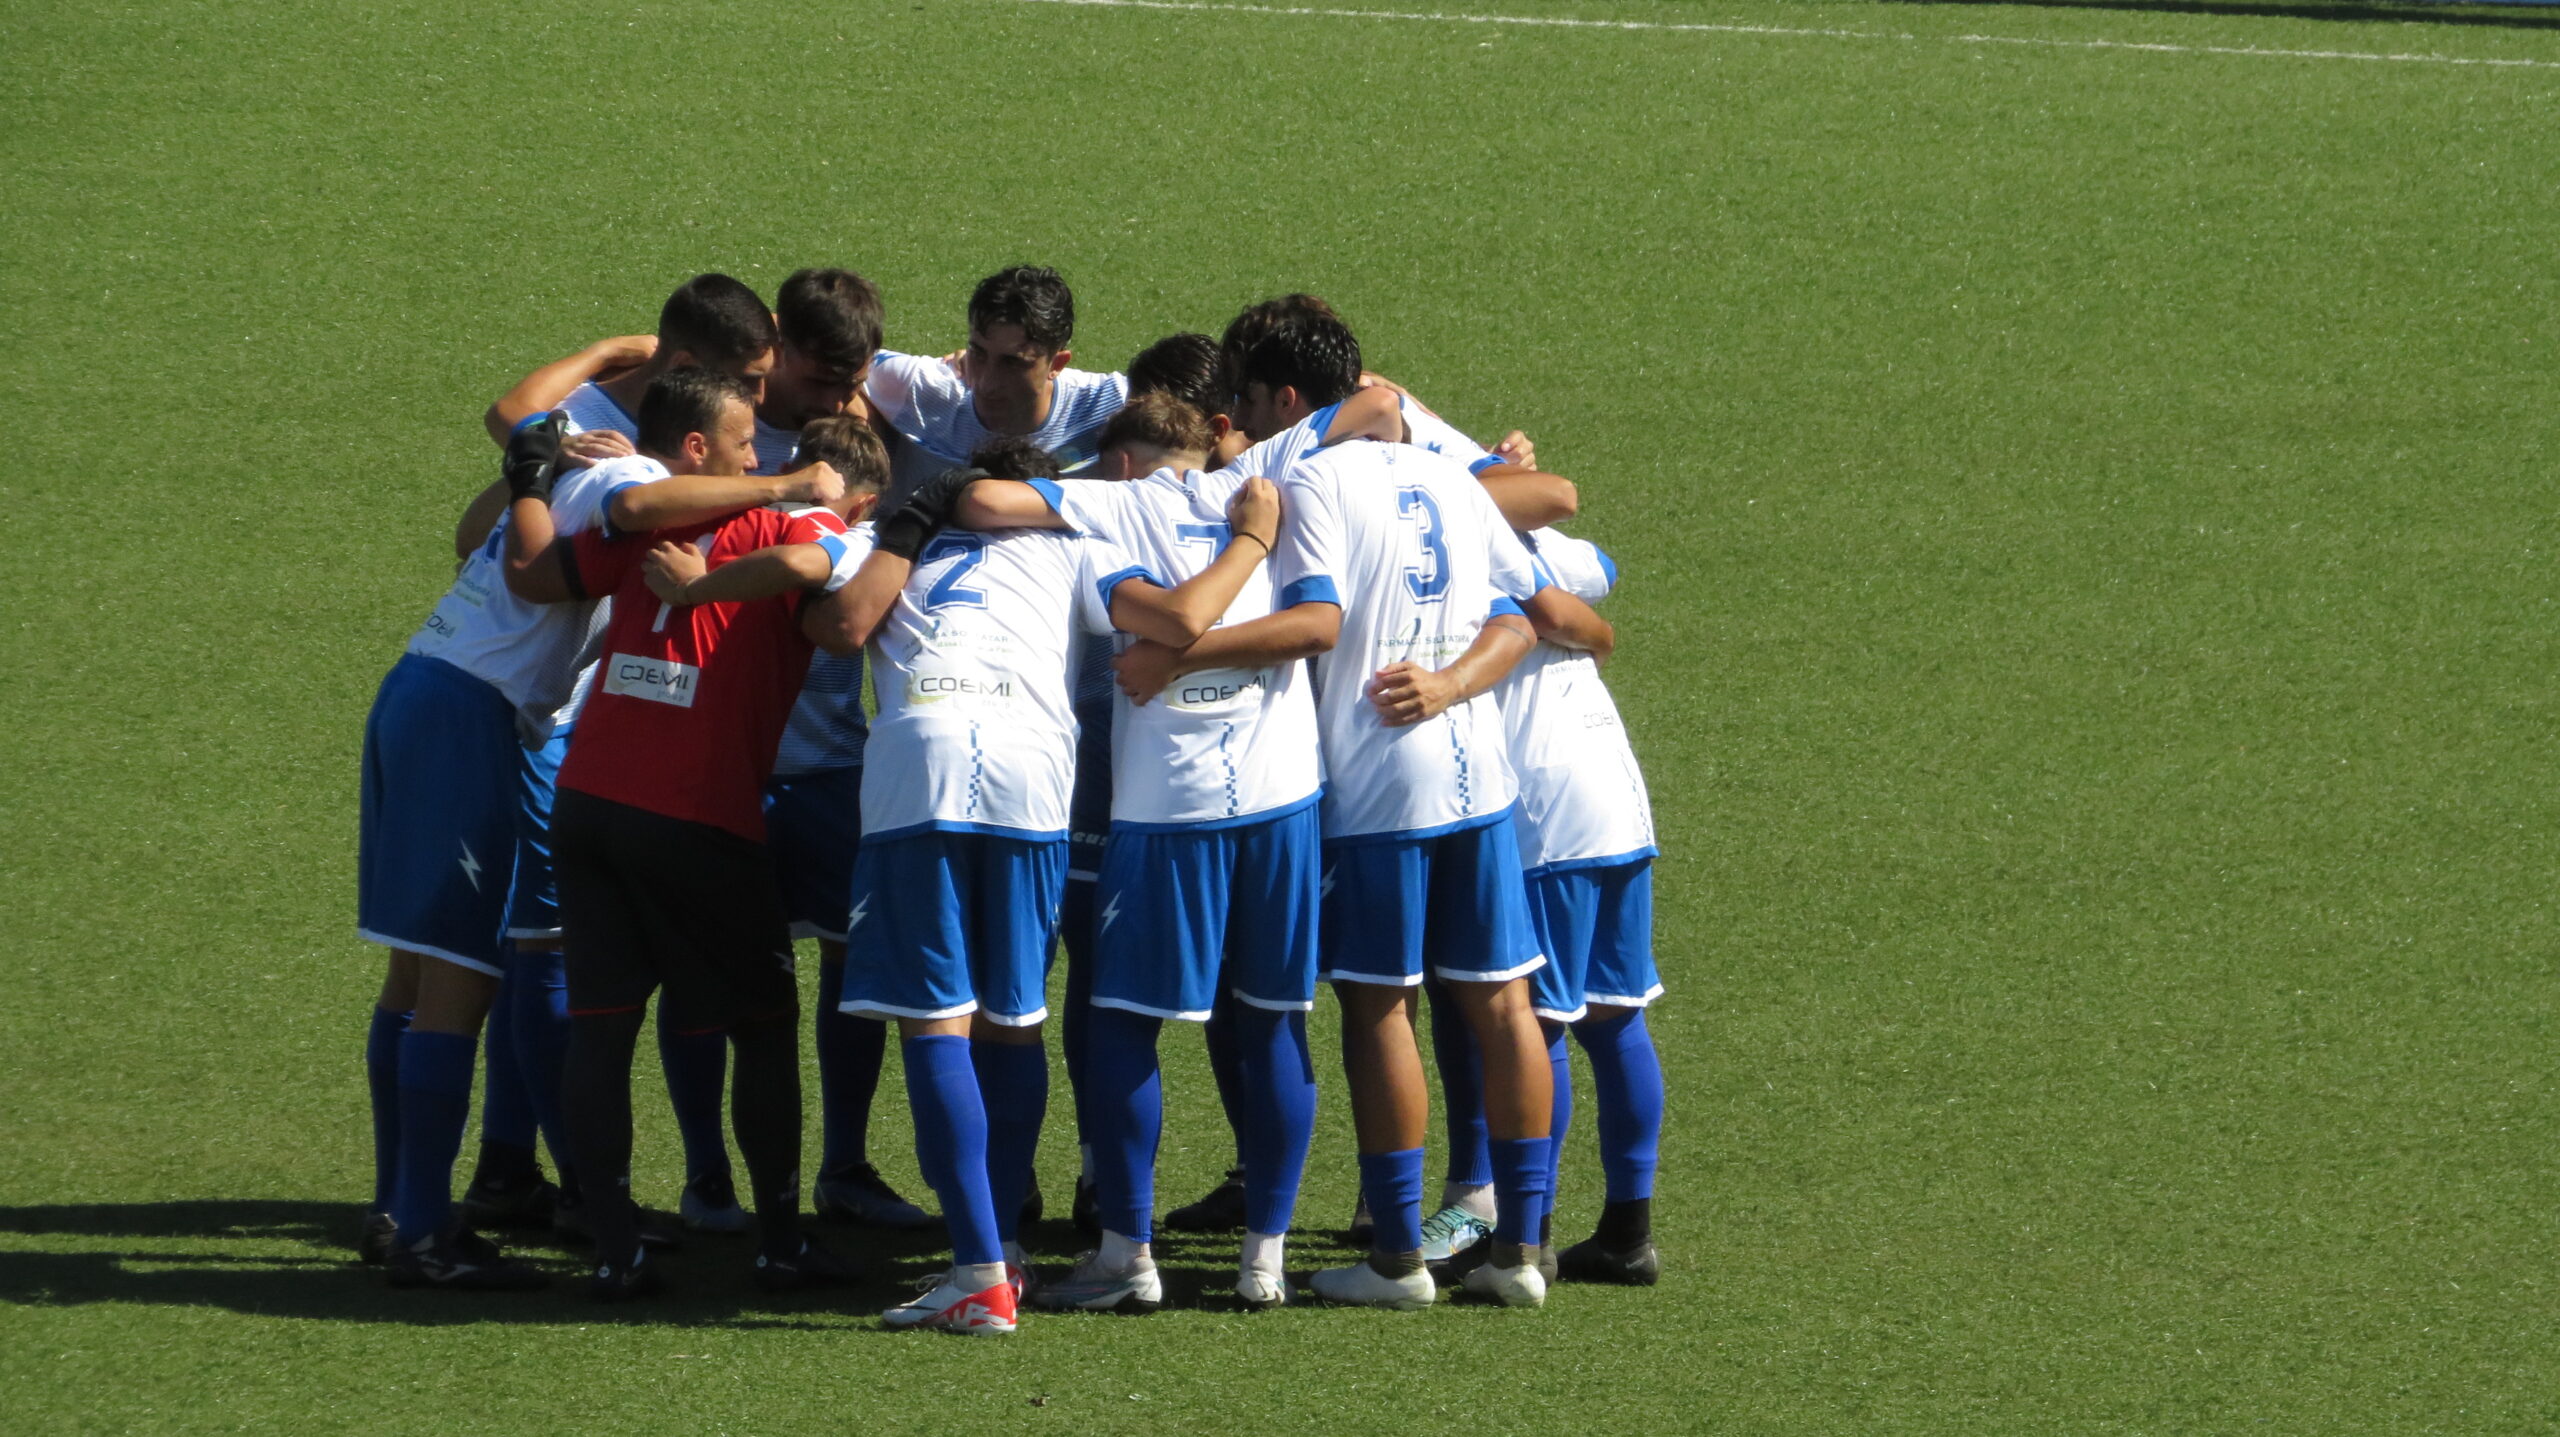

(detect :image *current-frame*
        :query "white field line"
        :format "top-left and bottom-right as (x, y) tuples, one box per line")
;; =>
(1003, 0), (2560, 68)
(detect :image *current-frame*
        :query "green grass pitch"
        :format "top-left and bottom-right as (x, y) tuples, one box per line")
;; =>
(2, 0), (2555, 1429)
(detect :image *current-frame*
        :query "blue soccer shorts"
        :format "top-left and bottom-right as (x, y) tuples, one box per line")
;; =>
(503, 725), (570, 943)
(840, 829), (1067, 1026)
(1318, 810), (1545, 988)
(356, 653), (519, 976)
(763, 764), (864, 942)
(1090, 798), (1321, 1022)
(1524, 857), (1661, 1023)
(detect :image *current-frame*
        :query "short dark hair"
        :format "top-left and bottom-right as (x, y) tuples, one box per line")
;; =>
(1127, 333), (1230, 419)
(1218, 294), (1343, 377)
(1234, 311), (1362, 409)
(968, 265), (1075, 352)
(657, 273), (779, 369)
(789, 415), (889, 495)
(967, 435), (1061, 481)
(1100, 392), (1216, 462)
(637, 367), (756, 457)
(776, 268), (883, 373)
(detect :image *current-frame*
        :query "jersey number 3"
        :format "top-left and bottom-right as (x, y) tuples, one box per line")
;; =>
(1396, 488), (1451, 603)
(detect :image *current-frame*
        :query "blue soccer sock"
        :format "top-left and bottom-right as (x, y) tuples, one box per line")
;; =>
(391, 1027), (478, 1241)
(814, 958), (886, 1173)
(506, 947), (578, 1199)
(477, 967), (538, 1168)
(1357, 1148), (1427, 1255)
(1426, 981), (1492, 1188)
(1543, 1022), (1574, 1245)
(1576, 1009), (1663, 1203)
(1232, 1005), (1316, 1236)
(657, 1011), (731, 1182)
(1083, 1005), (1163, 1243)
(904, 1034), (1002, 1268)
(366, 1006), (411, 1212)
(972, 1039), (1050, 1244)
(1204, 991), (1249, 1170)
(1488, 1135), (1552, 1250)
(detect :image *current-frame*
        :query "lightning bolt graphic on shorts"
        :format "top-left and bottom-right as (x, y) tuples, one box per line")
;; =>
(1099, 894), (1123, 932)
(847, 896), (870, 930)
(458, 840), (483, 892)
(1320, 866), (1337, 900)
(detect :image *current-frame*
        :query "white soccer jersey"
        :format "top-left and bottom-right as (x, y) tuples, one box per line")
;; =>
(1218, 395), (1500, 486)
(559, 381), (640, 442)
(860, 525), (1083, 841)
(1270, 444), (1546, 842)
(751, 416), (800, 477)
(1033, 471), (1323, 829)
(1500, 530), (1656, 873)
(865, 351), (1127, 475)
(404, 454), (665, 731)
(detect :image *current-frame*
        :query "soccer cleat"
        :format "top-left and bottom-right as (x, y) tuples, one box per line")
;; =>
(1030, 1251), (1163, 1314)
(882, 1271), (1019, 1334)
(1345, 1191), (1374, 1247)
(588, 1248), (664, 1303)
(1004, 1241), (1040, 1305)
(752, 1236), (867, 1293)
(680, 1170), (753, 1234)
(1071, 1172), (1102, 1238)
(1418, 1204), (1493, 1264)
(1557, 1235), (1661, 1286)
(813, 1161), (933, 1230)
(384, 1230), (549, 1292)
(1308, 1257), (1435, 1311)
(1461, 1250), (1548, 1308)
(459, 1173), (559, 1230)
(1236, 1266), (1289, 1311)
(357, 1209), (398, 1264)
(553, 1195), (684, 1251)
(1164, 1167), (1247, 1233)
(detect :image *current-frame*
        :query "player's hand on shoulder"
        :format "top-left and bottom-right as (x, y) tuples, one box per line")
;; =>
(1491, 430), (1536, 470)
(1114, 639), (1182, 706)
(1367, 661), (1459, 727)
(588, 333), (659, 379)
(560, 428), (634, 469)
(1228, 476), (1281, 550)
(784, 462), (846, 506)
(643, 541), (708, 605)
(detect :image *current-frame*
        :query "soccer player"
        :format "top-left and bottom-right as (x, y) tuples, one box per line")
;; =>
(1497, 529), (1664, 1284)
(865, 264), (1128, 494)
(945, 395), (1302, 1311)
(1113, 429), (1609, 1309)
(499, 370), (913, 1298)
(474, 274), (789, 1235)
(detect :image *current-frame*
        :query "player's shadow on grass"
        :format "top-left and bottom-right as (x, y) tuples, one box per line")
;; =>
(0, 1201), (1368, 1326)
(1895, 0), (2560, 32)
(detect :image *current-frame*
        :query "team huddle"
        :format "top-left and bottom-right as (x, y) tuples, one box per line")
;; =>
(356, 265), (1667, 1332)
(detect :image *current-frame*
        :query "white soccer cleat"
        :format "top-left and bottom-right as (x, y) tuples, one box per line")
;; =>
(1308, 1257), (1435, 1311)
(679, 1173), (753, 1234)
(1031, 1251), (1163, 1314)
(882, 1270), (1018, 1335)
(1236, 1265), (1289, 1311)
(1461, 1252), (1548, 1308)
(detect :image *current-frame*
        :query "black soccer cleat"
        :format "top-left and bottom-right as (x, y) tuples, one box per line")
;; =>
(1163, 1168), (1248, 1233)
(1556, 1235), (1661, 1286)
(357, 1209), (398, 1265)
(554, 1194), (685, 1252)
(752, 1235), (868, 1294)
(587, 1248), (664, 1303)
(814, 1161), (934, 1230)
(459, 1173), (559, 1230)
(384, 1230), (549, 1292)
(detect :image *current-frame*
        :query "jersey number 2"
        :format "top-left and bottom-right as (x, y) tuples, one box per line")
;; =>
(921, 532), (988, 611)
(1396, 488), (1451, 602)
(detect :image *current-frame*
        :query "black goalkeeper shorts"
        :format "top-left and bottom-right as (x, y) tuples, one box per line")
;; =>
(554, 789), (797, 1033)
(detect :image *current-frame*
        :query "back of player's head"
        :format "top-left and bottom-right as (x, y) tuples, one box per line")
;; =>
(1218, 294), (1343, 375)
(1234, 311), (1362, 409)
(968, 435), (1062, 481)
(968, 266), (1075, 353)
(657, 273), (779, 368)
(790, 414), (890, 495)
(776, 268), (883, 373)
(1127, 333), (1231, 419)
(638, 367), (756, 456)
(1099, 392), (1216, 463)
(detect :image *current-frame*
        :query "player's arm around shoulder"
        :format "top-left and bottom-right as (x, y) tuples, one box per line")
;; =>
(1367, 607), (1536, 727)
(1106, 477), (1281, 649)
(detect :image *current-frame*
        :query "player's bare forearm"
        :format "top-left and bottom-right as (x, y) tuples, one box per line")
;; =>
(1444, 612), (1537, 695)
(1172, 602), (1341, 676)
(802, 550), (911, 654)
(503, 531), (579, 605)
(607, 464), (843, 535)
(1319, 385), (1406, 447)
(1524, 586), (1614, 659)
(484, 335), (657, 444)
(952, 477), (1070, 533)
(1367, 613), (1533, 725)
(1110, 541), (1264, 648)
(454, 478), (508, 561)
(666, 545), (833, 607)
(1476, 467), (1578, 528)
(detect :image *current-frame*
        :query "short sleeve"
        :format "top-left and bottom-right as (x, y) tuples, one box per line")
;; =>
(1527, 528), (1614, 603)
(549, 456), (656, 537)
(1477, 485), (1545, 603)
(1270, 468), (1344, 610)
(1401, 399), (1495, 472)
(817, 521), (880, 594)
(1073, 534), (1156, 636)
(863, 351), (964, 432)
(1044, 479), (1131, 543)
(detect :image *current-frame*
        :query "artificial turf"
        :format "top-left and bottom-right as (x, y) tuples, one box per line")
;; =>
(2, 0), (2556, 1429)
